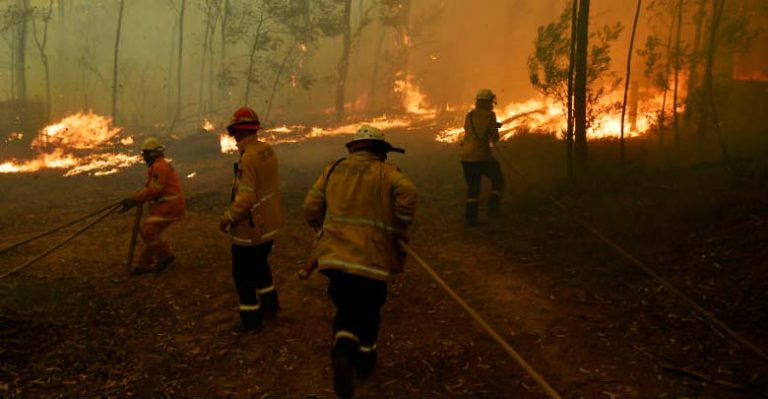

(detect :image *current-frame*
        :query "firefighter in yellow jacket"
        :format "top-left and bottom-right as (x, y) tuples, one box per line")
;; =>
(459, 89), (504, 225)
(120, 137), (185, 274)
(219, 107), (284, 331)
(303, 125), (417, 398)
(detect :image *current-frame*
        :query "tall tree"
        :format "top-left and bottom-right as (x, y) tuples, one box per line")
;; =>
(620, 0), (642, 165)
(14, 0), (29, 103)
(172, 0), (186, 128)
(566, 0), (578, 177)
(31, 0), (54, 118)
(671, 0), (683, 148)
(698, 0), (727, 157)
(335, 0), (352, 121)
(573, 0), (590, 176)
(111, 0), (125, 121)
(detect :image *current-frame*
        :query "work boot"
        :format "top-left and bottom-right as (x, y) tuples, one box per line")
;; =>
(355, 345), (377, 380)
(259, 290), (280, 319)
(332, 337), (358, 398)
(155, 256), (175, 273)
(465, 201), (480, 226)
(130, 265), (157, 276)
(488, 193), (501, 219)
(239, 307), (263, 332)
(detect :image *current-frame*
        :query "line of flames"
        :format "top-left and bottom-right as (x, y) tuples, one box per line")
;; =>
(2, 77), (673, 176)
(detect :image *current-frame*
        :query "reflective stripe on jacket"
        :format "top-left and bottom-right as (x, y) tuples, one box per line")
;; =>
(225, 135), (284, 246)
(303, 151), (418, 281)
(133, 157), (185, 223)
(459, 109), (500, 162)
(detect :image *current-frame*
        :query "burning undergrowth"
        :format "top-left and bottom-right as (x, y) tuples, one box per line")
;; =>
(0, 112), (140, 176)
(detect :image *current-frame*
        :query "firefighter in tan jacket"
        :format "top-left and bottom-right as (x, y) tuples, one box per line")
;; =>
(219, 107), (284, 331)
(303, 125), (417, 398)
(459, 89), (504, 225)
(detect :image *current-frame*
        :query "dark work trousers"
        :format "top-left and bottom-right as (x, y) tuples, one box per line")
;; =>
(326, 270), (388, 349)
(461, 159), (504, 221)
(231, 241), (279, 320)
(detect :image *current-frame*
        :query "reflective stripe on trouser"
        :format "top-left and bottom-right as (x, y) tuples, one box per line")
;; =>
(327, 271), (388, 348)
(138, 221), (173, 267)
(231, 241), (276, 313)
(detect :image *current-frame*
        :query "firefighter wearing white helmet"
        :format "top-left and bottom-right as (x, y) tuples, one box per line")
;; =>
(303, 124), (417, 397)
(459, 89), (505, 225)
(120, 136), (185, 274)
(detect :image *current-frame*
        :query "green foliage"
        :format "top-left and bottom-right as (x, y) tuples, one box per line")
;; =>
(528, 3), (624, 128)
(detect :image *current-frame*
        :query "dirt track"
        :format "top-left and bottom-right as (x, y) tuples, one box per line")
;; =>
(1, 129), (767, 398)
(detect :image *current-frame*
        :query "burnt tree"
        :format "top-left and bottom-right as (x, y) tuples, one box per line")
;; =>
(573, 0), (590, 176)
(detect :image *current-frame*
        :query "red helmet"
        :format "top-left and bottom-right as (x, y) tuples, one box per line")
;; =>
(227, 107), (261, 132)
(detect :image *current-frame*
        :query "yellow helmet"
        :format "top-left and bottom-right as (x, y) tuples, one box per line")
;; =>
(476, 89), (496, 101)
(140, 137), (165, 152)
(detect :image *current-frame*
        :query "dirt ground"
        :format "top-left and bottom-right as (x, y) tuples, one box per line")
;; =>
(1, 127), (767, 398)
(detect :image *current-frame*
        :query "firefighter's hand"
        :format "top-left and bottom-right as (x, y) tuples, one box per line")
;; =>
(118, 198), (137, 213)
(219, 217), (232, 234)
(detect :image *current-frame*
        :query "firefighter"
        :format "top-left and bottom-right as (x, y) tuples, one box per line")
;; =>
(219, 107), (283, 332)
(303, 125), (417, 398)
(459, 89), (505, 225)
(120, 137), (185, 274)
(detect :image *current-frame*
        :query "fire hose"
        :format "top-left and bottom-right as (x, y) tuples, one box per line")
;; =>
(491, 145), (768, 364)
(0, 201), (121, 280)
(0, 200), (122, 256)
(298, 241), (563, 399)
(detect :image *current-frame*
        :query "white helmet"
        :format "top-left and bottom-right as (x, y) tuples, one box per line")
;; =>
(476, 89), (496, 101)
(345, 124), (405, 153)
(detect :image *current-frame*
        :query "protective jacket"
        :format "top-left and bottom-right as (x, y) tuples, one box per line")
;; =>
(225, 135), (283, 246)
(459, 109), (500, 162)
(133, 156), (185, 224)
(303, 151), (418, 281)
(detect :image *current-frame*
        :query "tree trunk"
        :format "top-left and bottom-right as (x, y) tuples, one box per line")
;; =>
(620, 0), (641, 166)
(566, 0), (578, 178)
(173, 0), (186, 128)
(684, 1), (707, 131)
(197, 14), (211, 117)
(243, 11), (265, 106)
(32, 0), (54, 119)
(368, 23), (387, 115)
(220, 0), (230, 107)
(671, 0), (683, 148)
(111, 0), (125, 122)
(573, 0), (590, 177)
(335, 0), (353, 121)
(658, 12), (675, 148)
(264, 40), (298, 123)
(699, 0), (728, 159)
(14, 0), (29, 103)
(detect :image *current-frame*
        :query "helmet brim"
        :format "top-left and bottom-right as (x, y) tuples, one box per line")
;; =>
(226, 122), (261, 133)
(345, 138), (405, 154)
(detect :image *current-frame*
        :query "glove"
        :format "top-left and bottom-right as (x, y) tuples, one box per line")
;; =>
(118, 198), (138, 213)
(219, 217), (232, 234)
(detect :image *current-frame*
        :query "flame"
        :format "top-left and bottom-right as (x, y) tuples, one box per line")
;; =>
(202, 118), (215, 132)
(394, 75), (437, 117)
(33, 112), (122, 149)
(733, 71), (768, 82)
(4, 132), (23, 143)
(437, 90), (667, 143)
(219, 134), (238, 154)
(186, 172), (197, 179)
(0, 112), (140, 176)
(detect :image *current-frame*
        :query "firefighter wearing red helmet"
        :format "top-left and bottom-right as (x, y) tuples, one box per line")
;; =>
(219, 107), (284, 331)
